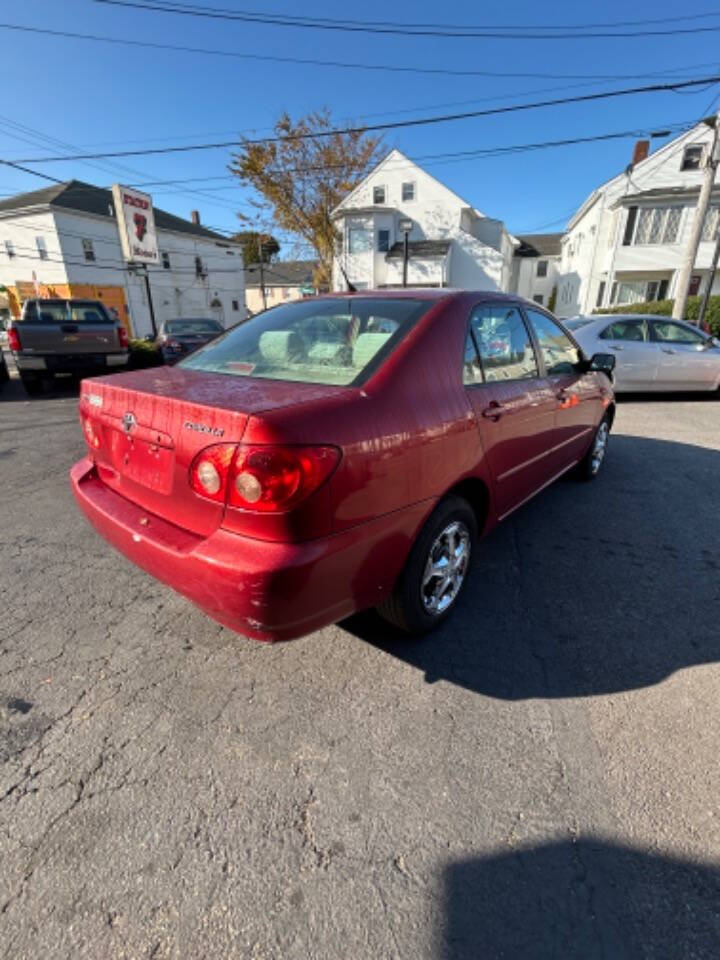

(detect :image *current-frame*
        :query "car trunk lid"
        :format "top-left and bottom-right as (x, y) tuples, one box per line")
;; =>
(79, 367), (349, 537)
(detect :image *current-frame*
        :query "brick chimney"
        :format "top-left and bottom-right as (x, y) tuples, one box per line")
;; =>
(631, 140), (650, 166)
(190, 210), (200, 225)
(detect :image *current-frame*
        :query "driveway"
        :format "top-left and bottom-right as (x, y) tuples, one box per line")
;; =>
(1, 367), (719, 958)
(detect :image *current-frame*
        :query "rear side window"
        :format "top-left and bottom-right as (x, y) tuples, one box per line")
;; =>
(599, 320), (646, 341)
(524, 308), (581, 375)
(21, 300), (112, 324)
(465, 304), (538, 383)
(180, 297), (434, 386)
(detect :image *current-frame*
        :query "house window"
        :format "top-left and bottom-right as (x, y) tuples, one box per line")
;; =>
(536, 259), (548, 278)
(701, 205), (720, 242)
(622, 206), (638, 246)
(658, 279), (669, 300)
(613, 280), (671, 305)
(232, 299), (239, 311)
(596, 281), (606, 307)
(680, 144), (704, 171)
(401, 182), (416, 202)
(161, 251), (170, 269)
(377, 229), (390, 252)
(82, 239), (95, 262)
(195, 256), (204, 276)
(631, 206), (682, 245)
(373, 185), (385, 204)
(348, 227), (372, 254)
(4, 239), (16, 259)
(36, 237), (48, 260)
(533, 294), (544, 304)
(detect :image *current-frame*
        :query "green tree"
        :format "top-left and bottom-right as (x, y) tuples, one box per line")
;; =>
(230, 109), (384, 288)
(232, 231), (280, 265)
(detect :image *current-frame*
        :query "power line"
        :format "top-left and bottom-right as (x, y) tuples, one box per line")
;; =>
(13, 76), (720, 164)
(95, 0), (720, 40)
(3, 22), (719, 85)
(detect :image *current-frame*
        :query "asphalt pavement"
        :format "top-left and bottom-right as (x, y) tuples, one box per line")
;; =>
(1, 355), (719, 959)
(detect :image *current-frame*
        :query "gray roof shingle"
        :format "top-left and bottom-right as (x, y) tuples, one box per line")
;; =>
(244, 260), (318, 288)
(514, 233), (562, 258)
(385, 239), (451, 259)
(0, 180), (230, 242)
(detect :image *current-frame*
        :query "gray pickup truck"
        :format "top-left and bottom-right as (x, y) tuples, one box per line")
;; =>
(7, 298), (129, 395)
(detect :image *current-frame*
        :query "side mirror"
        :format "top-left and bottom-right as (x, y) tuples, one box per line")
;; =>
(589, 352), (616, 374)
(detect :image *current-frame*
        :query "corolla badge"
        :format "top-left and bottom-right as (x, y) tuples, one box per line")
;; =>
(122, 412), (137, 432)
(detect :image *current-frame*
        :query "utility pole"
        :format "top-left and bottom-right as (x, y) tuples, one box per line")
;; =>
(257, 234), (267, 311)
(697, 226), (720, 330)
(673, 112), (720, 322)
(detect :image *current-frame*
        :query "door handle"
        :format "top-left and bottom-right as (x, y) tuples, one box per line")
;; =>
(481, 401), (504, 421)
(661, 348), (676, 354)
(610, 345), (623, 351)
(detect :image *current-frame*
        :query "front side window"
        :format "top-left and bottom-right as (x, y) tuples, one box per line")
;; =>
(401, 182), (416, 202)
(373, 185), (385, 204)
(377, 229), (390, 253)
(82, 239), (95, 262)
(599, 320), (646, 342)
(536, 260), (548, 278)
(681, 144), (704, 171)
(649, 321), (707, 345)
(525, 308), (581, 376)
(180, 297), (433, 386)
(467, 304), (538, 383)
(348, 227), (372, 254)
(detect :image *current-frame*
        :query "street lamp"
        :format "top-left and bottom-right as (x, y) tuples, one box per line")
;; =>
(399, 218), (413, 288)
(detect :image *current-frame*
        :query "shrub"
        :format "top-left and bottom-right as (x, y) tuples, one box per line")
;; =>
(594, 295), (720, 337)
(128, 338), (164, 369)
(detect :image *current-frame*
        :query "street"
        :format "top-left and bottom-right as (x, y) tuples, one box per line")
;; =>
(1, 362), (719, 959)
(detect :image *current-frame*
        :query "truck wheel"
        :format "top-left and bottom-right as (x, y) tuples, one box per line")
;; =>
(378, 495), (477, 635)
(20, 373), (44, 396)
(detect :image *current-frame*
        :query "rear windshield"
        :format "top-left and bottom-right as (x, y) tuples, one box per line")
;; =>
(179, 297), (434, 386)
(563, 317), (594, 331)
(166, 320), (223, 335)
(21, 300), (113, 324)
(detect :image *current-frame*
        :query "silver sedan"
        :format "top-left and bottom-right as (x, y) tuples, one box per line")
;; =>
(565, 314), (720, 393)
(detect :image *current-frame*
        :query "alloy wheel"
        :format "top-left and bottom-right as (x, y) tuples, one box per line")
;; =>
(421, 520), (471, 616)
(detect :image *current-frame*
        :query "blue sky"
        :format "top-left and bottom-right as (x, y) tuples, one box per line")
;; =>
(1, 0), (719, 253)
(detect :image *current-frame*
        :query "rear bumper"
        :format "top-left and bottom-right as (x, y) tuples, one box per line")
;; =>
(15, 353), (128, 374)
(70, 457), (431, 641)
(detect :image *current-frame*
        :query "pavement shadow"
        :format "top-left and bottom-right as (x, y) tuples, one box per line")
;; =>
(442, 839), (720, 959)
(341, 434), (720, 698)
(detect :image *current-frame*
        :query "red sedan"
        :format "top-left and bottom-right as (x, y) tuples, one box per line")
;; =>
(71, 292), (616, 641)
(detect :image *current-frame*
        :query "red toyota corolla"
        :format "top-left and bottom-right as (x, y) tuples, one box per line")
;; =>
(71, 292), (615, 641)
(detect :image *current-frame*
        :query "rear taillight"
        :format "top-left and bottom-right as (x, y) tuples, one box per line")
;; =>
(189, 444), (340, 512)
(189, 444), (237, 502)
(80, 414), (101, 450)
(117, 325), (129, 349)
(7, 325), (21, 351)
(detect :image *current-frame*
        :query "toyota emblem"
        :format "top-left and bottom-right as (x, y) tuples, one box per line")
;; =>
(122, 412), (137, 432)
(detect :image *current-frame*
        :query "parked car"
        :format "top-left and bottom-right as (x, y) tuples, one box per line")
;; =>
(155, 318), (224, 364)
(565, 314), (720, 392)
(0, 344), (9, 388)
(71, 292), (615, 642)
(7, 299), (129, 395)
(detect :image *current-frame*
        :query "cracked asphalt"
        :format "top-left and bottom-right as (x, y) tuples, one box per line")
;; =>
(1, 355), (720, 959)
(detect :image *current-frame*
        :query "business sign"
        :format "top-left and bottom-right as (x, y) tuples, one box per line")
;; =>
(112, 184), (159, 264)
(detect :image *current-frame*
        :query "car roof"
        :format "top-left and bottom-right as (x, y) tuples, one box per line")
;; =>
(314, 289), (540, 308)
(577, 313), (674, 323)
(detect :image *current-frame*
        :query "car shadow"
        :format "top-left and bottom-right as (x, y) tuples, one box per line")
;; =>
(618, 389), (719, 403)
(441, 839), (720, 959)
(341, 434), (720, 699)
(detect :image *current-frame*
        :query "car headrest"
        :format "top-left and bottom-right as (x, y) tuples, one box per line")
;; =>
(352, 332), (392, 368)
(258, 330), (305, 363)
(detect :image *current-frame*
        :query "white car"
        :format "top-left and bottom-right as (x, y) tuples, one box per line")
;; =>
(565, 314), (720, 393)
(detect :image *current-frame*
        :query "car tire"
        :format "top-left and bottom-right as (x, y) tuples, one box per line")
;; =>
(576, 414), (611, 481)
(378, 495), (477, 635)
(20, 373), (44, 396)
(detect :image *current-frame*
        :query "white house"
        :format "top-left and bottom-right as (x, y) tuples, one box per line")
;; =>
(508, 233), (562, 308)
(0, 180), (245, 337)
(556, 123), (720, 317)
(331, 149), (516, 292)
